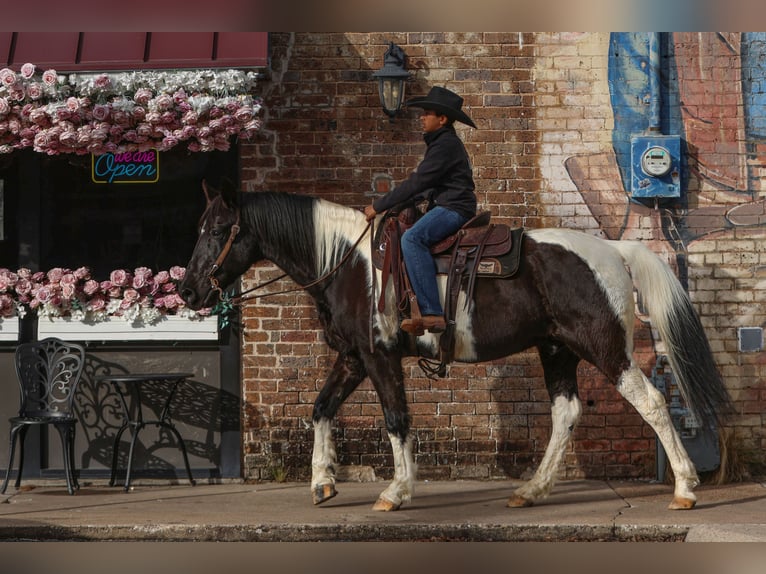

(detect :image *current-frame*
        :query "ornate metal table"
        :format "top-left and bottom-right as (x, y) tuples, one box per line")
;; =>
(96, 372), (197, 491)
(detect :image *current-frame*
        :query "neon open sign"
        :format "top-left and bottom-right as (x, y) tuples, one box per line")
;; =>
(91, 150), (160, 184)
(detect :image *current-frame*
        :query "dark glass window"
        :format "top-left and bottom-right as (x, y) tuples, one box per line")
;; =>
(1, 147), (236, 278)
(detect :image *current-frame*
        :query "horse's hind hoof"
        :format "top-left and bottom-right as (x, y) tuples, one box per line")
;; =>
(668, 496), (696, 510)
(507, 495), (534, 508)
(372, 497), (401, 511)
(312, 484), (338, 505)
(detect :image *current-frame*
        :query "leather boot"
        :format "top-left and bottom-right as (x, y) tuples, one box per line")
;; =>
(421, 315), (446, 333)
(400, 317), (425, 335)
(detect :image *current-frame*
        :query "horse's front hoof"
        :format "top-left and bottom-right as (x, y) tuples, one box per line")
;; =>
(507, 495), (534, 508)
(312, 483), (338, 505)
(668, 496), (696, 510)
(372, 496), (401, 511)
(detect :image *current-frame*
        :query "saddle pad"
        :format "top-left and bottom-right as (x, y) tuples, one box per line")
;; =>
(430, 224), (511, 256)
(434, 228), (524, 279)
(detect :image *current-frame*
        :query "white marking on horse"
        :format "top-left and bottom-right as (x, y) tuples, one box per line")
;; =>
(378, 432), (417, 507)
(513, 394), (582, 501)
(616, 365), (698, 503)
(311, 418), (337, 489)
(527, 228), (636, 354)
(312, 201), (399, 344)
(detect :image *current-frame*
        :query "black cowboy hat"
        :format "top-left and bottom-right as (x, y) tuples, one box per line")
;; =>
(405, 86), (477, 128)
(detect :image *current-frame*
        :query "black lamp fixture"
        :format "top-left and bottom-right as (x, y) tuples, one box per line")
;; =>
(372, 42), (410, 121)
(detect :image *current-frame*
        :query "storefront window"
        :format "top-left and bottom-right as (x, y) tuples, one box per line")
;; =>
(1, 147), (237, 277)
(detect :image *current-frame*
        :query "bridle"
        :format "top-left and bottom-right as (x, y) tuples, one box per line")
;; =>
(206, 208), (374, 306)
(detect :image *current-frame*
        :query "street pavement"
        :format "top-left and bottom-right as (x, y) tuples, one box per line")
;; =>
(2, 476), (766, 542)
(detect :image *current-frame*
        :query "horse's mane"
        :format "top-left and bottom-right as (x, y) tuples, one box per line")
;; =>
(239, 191), (369, 278)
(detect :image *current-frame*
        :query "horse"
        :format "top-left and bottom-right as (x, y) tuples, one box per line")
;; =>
(179, 181), (732, 512)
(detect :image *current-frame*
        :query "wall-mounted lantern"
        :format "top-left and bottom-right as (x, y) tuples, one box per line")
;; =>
(372, 42), (410, 121)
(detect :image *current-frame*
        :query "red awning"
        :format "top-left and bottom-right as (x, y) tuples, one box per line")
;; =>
(1, 32), (268, 72)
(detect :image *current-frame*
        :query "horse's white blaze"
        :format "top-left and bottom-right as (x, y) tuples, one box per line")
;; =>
(514, 394), (582, 501)
(378, 433), (417, 507)
(526, 229), (636, 355)
(616, 365), (698, 501)
(311, 418), (337, 488)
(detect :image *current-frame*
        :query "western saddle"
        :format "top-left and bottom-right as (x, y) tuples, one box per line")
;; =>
(372, 207), (524, 377)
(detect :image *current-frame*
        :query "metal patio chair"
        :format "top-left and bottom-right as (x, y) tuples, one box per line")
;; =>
(2, 338), (85, 495)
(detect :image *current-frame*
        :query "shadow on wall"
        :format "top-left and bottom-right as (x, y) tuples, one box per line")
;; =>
(75, 354), (241, 474)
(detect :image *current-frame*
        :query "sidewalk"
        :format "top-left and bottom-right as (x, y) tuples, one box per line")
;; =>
(2, 477), (766, 542)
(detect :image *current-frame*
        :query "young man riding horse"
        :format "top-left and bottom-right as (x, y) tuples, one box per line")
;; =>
(364, 86), (477, 335)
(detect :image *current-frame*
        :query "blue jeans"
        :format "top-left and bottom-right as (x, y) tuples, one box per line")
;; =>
(401, 206), (469, 316)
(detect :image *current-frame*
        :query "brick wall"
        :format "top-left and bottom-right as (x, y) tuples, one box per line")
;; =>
(238, 32), (766, 482)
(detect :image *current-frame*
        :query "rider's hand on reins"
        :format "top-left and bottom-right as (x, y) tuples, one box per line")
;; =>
(364, 205), (377, 221)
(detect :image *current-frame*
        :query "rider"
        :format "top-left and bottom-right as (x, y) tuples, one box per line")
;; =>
(364, 86), (477, 334)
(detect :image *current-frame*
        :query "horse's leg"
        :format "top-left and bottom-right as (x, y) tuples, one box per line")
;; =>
(508, 343), (582, 508)
(310, 351), (366, 505)
(361, 351), (414, 512)
(616, 365), (699, 510)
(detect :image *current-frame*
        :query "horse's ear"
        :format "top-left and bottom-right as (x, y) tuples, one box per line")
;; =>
(202, 179), (238, 209)
(219, 177), (238, 209)
(202, 180), (219, 205)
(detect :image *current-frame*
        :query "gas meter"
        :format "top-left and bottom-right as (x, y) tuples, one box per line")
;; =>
(630, 135), (681, 198)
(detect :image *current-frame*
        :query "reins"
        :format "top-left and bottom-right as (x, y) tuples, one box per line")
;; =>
(208, 210), (374, 306)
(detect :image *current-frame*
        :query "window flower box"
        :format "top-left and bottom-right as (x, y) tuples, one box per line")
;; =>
(0, 317), (20, 341)
(37, 315), (218, 342)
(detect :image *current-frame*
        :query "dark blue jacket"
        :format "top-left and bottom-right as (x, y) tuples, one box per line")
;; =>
(372, 126), (476, 219)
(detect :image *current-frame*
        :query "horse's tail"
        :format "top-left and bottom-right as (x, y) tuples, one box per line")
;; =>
(611, 241), (733, 430)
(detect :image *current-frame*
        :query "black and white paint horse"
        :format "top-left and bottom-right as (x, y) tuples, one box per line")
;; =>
(180, 182), (731, 511)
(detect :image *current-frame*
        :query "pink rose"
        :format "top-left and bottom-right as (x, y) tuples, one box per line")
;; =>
(122, 287), (140, 304)
(234, 106), (254, 123)
(132, 267), (152, 289)
(169, 266), (185, 281)
(59, 130), (78, 147)
(83, 279), (100, 296)
(47, 267), (65, 283)
(91, 104), (110, 121)
(94, 74), (111, 89)
(55, 107), (72, 122)
(41, 69), (58, 86)
(16, 279), (32, 303)
(9, 88), (25, 102)
(74, 266), (89, 280)
(153, 270), (170, 285)
(160, 135), (178, 150)
(182, 110), (198, 124)
(133, 105), (146, 120)
(154, 94), (173, 111)
(29, 108), (49, 125)
(66, 97), (80, 112)
(134, 88), (152, 105)
(109, 269), (130, 287)
(60, 273), (77, 287)
(27, 83), (44, 100)
(0, 98), (9, 116)
(34, 285), (53, 303)
(20, 63), (35, 79)
(0, 68), (17, 86)
(0, 293), (13, 316)
(61, 282), (76, 300)
(87, 296), (107, 312)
